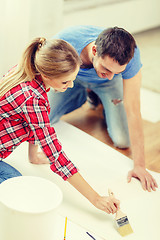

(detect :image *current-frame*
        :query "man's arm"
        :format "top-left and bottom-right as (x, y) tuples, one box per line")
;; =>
(123, 70), (158, 191)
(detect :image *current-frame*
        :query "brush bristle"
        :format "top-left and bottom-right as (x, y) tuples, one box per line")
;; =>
(116, 215), (133, 236)
(118, 224), (133, 237)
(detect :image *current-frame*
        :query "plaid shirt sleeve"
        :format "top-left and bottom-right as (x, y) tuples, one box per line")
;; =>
(22, 96), (78, 180)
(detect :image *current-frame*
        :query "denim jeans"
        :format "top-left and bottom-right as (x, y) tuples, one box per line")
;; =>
(47, 75), (130, 148)
(0, 161), (22, 184)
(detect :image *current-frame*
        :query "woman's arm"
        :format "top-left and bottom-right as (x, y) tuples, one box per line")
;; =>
(67, 172), (120, 214)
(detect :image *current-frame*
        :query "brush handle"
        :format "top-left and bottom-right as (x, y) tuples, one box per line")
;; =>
(108, 189), (115, 197)
(108, 189), (125, 219)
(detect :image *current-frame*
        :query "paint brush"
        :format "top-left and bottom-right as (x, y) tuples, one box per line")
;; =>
(108, 189), (133, 237)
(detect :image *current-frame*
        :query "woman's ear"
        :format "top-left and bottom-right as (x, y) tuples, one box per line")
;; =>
(92, 45), (97, 56)
(41, 74), (49, 81)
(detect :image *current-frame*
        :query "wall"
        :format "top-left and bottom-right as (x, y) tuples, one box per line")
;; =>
(1, 0), (160, 78)
(0, 0), (63, 77)
(63, 0), (160, 33)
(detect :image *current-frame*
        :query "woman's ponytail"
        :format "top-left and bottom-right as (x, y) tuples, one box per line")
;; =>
(0, 37), (46, 97)
(19, 37), (47, 80)
(0, 37), (80, 97)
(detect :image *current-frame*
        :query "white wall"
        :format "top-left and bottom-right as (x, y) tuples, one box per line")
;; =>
(1, 0), (160, 78)
(0, 0), (63, 77)
(63, 0), (160, 33)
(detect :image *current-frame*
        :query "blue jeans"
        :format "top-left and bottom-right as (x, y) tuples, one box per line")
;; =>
(0, 161), (22, 184)
(47, 75), (130, 148)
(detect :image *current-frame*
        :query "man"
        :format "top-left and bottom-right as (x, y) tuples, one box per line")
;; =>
(48, 25), (158, 191)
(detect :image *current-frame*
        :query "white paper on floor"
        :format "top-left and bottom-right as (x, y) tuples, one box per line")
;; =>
(5, 120), (160, 240)
(140, 88), (160, 123)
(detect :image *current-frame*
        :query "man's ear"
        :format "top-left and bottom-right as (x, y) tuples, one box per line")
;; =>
(92, 45), (97, 56)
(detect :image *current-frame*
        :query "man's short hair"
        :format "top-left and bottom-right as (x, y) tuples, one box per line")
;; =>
(95, 27), (137, 65)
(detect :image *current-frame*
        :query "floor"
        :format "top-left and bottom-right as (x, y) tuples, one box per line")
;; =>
(61, 27), (160, 174)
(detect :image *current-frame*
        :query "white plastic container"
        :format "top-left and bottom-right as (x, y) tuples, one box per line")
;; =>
(0, 176), (63, 240)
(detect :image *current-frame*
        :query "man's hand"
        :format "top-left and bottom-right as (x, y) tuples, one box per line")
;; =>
(127, 166), (158, 191)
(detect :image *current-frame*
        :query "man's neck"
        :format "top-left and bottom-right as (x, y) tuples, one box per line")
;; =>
(80, 42), (95, 68)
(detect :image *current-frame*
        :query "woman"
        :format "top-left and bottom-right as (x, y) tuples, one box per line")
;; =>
(0, 37), (120, 214)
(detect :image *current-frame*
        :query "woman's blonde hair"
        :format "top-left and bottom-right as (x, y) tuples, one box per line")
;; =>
(0, 38), (81, 97)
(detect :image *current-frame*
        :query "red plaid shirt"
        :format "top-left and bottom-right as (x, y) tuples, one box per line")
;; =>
(0, 75), (78, 180)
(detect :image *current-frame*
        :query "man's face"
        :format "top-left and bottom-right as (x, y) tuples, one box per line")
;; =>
(92, 47), (127, 80)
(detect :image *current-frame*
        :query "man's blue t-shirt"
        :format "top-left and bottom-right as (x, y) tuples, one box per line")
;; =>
(53, 25), (142, 83)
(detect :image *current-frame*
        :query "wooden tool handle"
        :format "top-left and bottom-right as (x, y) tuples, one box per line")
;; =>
(108, 189), (124, 218)
(108, 189), (115, 198)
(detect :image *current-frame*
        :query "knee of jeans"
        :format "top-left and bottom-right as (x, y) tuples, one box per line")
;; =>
(9, 170), (22, 178)
(109, 131), (130, 149)
(0, 173), (22, 184)
(49, 114), (60, 125)
(114, 140), (130, 149)
(114, 137), (130, 149)
(0, 178), (5, 184)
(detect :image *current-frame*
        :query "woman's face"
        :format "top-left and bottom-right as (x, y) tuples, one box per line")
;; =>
(42, 66), (79, 92)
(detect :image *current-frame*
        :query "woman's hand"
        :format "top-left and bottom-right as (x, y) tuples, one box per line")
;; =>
(92, 195), (120, 214)
(67, 172), (120, 214)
